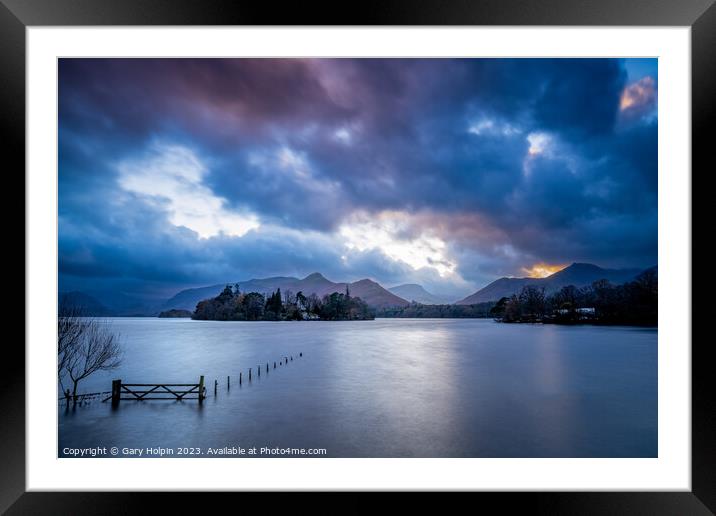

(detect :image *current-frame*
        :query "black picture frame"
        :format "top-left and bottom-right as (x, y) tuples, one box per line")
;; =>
(4, 0), (713, 513)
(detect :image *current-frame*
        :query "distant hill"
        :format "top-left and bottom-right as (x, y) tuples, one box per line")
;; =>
(163, 273), (410, 311)
(159, 283), (226, 312)
(456, 263), (647, 304)
(58, 289), (161, 316)
(59, 291), (113, 316)
(347, 278), (410, 308)
(388, 284), (452, 305)
(82, 289), (158, 315)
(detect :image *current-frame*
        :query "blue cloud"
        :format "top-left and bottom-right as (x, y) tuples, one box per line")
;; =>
(58, 58), (657, 299)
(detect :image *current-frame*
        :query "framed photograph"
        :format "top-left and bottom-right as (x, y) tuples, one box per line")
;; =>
(6, 0), (713, 512)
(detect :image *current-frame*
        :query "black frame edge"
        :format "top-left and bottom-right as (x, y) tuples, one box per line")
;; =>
(2, 492), (716, 515)
(691, 1), (716, 513)
(6, 0), (714, 513)
(0, 1), (26, 514)
(1, 0), (715, 26)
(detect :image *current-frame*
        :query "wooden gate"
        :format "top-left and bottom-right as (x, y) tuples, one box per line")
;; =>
(107, 376), (206, 405)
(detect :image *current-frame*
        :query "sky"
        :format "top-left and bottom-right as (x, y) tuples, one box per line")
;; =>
(58, 58), (658, 301)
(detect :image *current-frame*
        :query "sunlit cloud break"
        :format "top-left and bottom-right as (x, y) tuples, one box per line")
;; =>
(620, 76), (657, 112)
(118, 143), (260, 239)
(339, 211), (457, 277)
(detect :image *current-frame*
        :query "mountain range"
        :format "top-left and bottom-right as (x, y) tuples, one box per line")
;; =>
(456, 263), (649, 305)
(388, 284), (454, 305)
(60, 263), (655, 316)
(59, 289), (160, 316)
(162, 272), (410, 311)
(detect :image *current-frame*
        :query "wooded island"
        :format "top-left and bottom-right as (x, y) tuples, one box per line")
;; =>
(192, 285), (374, 321)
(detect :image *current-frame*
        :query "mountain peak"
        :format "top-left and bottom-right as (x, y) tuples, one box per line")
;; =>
(566, 262), (601, 270)
(303, 272), (327, 281)
(351, 278), (377, 286)
(547, 263), (603, 277)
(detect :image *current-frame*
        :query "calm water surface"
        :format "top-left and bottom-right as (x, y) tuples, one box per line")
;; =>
(59, 318), (657, 457)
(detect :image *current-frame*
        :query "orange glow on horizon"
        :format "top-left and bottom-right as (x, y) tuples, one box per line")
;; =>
(522, 262), (567, 278)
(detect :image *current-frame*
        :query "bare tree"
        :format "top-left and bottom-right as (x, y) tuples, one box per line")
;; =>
(283, 289), (296, 306)
(58, 303), (85, 392)
(519, 285), (546, 320)
(63, 317), (123, 401)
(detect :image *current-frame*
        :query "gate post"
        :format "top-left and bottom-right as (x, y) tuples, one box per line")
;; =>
(111, 379), (122, 407)
(198, 375), (205, 403)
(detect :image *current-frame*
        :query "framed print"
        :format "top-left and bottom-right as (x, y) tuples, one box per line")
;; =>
(5, 0), (714, 512)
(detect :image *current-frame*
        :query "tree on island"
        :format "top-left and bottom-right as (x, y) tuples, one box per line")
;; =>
(244, 292), (266, 320)
(296, 291), (307, 310)
(502, 294), (523, 322)
(489, 297), (509, 318)
(318, 291), (373, 320)
(518, 286), (547, 322)
(550, 285), (580, 316)
(264, 288), (283, 319)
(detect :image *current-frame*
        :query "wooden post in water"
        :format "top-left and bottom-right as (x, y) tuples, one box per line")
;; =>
(266, 363), (269, 373)
(258, 365), (260, 377)
(239, 372), (242, 385)
(214, 379), (218, 396)
(111, 379), (122, 407)
(227, 375), (230, 389)
(274, 362), (276, 369)
(199, 375), (205, 403)
(249, 368), (252, 381)
(299, 352), (302, 357)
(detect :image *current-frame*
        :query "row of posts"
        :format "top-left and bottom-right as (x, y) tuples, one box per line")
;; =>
(108, 352), (303, 406)
(211, 352), (303, 398)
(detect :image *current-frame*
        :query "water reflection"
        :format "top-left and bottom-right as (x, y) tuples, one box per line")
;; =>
(59, 318), (657, 458)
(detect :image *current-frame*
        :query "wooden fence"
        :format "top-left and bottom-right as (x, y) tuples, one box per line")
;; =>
(99, 352), (304, 407)
(59, 391), (111, 406)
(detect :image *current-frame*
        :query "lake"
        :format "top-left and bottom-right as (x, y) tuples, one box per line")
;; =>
(58, 318), (657, 458)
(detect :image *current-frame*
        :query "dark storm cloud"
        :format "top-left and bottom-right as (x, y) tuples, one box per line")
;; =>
(58, 58), (657, 298)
